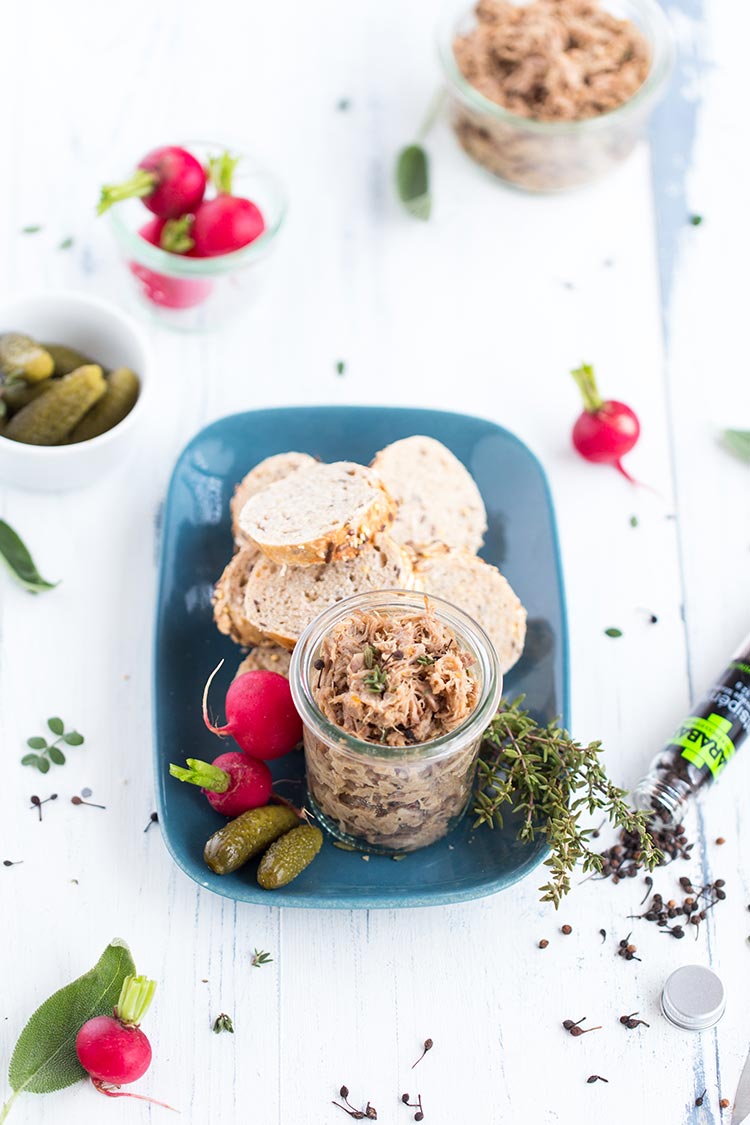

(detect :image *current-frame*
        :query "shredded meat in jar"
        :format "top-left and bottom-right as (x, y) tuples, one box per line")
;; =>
(312, 607), (479, 746)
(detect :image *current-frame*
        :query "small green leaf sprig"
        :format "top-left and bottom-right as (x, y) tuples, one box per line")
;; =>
(251, 949), (272, 968)
(21, 718), (84, 773)
(474, 698), (660, 908)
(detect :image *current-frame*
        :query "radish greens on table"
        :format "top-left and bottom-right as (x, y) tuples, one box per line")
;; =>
(474, 698), (660, 907)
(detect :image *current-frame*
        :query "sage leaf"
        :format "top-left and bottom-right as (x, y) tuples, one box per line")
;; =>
(723, 429), (750, 463)
(0, 521), (58, 594)
(48, 747), (65, 766)
(47, 718), (64, 736)
(8, 940), (135, 1097)
(26, 737), (47, 750)
(396, 144), (431, 221)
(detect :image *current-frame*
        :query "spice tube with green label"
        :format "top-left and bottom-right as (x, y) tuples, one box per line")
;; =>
(635, 633), (750, 825)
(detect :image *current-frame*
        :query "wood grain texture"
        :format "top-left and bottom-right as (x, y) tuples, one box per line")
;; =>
(1, 0), (748, 1122)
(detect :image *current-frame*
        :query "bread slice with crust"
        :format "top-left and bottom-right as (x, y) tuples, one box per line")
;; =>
(235, 645), (292, 680)
(413, 546), (526, 673)
(231, 452), (316, 548)
(243, 534), (414, 649)
(212, 548), (264, 646)
(238, 461), (395, 566)
(370, 436), (487, 553)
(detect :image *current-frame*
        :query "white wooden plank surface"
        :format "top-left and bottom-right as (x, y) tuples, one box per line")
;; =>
(2, 0), (748, 1123)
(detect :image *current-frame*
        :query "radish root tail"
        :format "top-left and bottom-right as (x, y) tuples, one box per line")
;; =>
(202, 659), (228, 736)
(92, 1078), (179, 1112)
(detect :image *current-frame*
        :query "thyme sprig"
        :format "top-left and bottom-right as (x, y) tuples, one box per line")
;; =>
(363, 665), (388, 695)
(474, 698), (660, 907)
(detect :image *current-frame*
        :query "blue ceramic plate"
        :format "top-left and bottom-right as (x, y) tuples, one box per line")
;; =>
(154, 407), (568, 908)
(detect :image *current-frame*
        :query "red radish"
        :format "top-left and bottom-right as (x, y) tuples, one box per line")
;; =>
(97, 145), (206, 218)
(129, 218), (212, 309)
(190, 152), (265, 257)
(203, 661), (302, 760)
(570, 363), (641, 483)
(169, 751), (272, 816)
(76, 975), (175, 1110)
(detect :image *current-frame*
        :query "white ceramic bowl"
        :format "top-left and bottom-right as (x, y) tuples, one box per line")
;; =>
(0, 291), (152, 491)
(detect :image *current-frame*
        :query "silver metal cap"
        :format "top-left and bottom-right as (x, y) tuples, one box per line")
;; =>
(661, 965), (726, 1031)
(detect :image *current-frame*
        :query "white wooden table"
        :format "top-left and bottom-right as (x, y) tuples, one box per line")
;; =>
(2, 1), (749, 1122)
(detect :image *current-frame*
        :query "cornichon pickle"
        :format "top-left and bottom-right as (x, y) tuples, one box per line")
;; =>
(257, 825), (323, 889)
(4, 365), (106, 446)
(204, 805), (299, 875)
(2, 380), (53, 415)
(66, 367), (140, 443)
(42, 342), (96, 377)
(0, 333), (54, 383)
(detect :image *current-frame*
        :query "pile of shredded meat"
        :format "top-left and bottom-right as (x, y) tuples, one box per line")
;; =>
(454, 0), (651, 122)
(313, 607), (479, 747)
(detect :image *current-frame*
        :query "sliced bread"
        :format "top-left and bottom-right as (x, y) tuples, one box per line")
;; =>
(238, 461), (395, 566)
(212, 547), (264, 647)
(370, 436), (487, 553)
(235, 645), (292, 680)
(243, 534), (414, 649)
(413, 546), (526, 674)
(231, 452), (316, 548)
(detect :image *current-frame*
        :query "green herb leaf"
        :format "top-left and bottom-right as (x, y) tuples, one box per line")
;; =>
(723, 429), (750, 463)
(64, 732), (84, 746)
(604, 627), (623, 638)
(629, 515), (638, 528)
(37, 758), (50, 774)
(47, 718), (64, 736)
(689, 214), (703, 226)
(363, 665), (388, 694)
(26, 737), (47, 750)
(251, 949), (272, 967)
(395, 144), (431, 221)
(21, 225), (42, 234)
(58, 237), (74, 251)
(20, 754), (40, 768)
(7, 939), (135, 1096)
(212, 1012), (234, 1034)
(48, 747), (65, 766)
(0, 521), (58, 594)
(335, 360), (346, 376)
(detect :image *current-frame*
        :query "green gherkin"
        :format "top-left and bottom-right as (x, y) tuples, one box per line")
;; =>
(66, 367), (140, 443)
(4, 365), (106, 445)
(42, 343), (96, 376)
(204, 805), (299, 875)
(2, 380), (54, 415)
(0, 333), (54, 383)
(257, 825), (323, 889)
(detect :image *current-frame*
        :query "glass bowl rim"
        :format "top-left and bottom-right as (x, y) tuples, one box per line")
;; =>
(108, 139), (287, 278)
(437, 0), (675, 136)
(289, 588), (503, 762)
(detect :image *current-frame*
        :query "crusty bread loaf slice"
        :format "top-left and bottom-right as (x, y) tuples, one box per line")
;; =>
(231, 452), (316, 548)
(370, 436), (487, 553)
(238, 461), (395, 566)
(413, 546), (526, 674)
(212, 547), (264, 646)
(243, 534), (414, 649)
(235, 645), (292, 680)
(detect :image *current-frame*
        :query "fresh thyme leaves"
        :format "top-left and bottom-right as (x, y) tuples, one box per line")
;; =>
(363, 665), (388, 695)
(251, 949), (272, 968)
(689, 214), (703, 226)
(362, 644), (378, 670)
(604, 627), (623, 638)
(474, 698), (660, 907)
(335, 360), (346, 376)
(416, 655), (435, 666)
(0, 520), (58, 594)
(212, 1013), (234, 1034)
(21, 718), (85, 772)
(58, 237), (74, 251)
(21, 224), (42, 234)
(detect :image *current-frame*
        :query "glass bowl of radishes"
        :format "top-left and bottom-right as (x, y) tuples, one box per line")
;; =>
(102, 141), (286, 332)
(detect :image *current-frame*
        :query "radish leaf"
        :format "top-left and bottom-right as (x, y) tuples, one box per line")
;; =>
(396, 145), (431, 221)
(723, 429), (750, 463)
(7, 940), (135, 1097)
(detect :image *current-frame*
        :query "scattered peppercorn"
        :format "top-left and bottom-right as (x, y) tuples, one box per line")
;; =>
(716, 837), (726, 845)
(720, 1098), (730, 1109)
(587, 1075), (609, 1084)
(561, 924), (572, 935)
(538, 939), (549, 949)
(599, 928), (606, 943)
(411, 1039), (433, 1069)
(695, 1089), (706, 1107)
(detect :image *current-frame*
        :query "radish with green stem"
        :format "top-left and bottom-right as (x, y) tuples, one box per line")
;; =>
(169, 751), (272, 816)
(570, 363), (641, 483)
(97, 145), (206, 218)
(190, 153), (265, 257)
(75, 975), (175, 1109)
